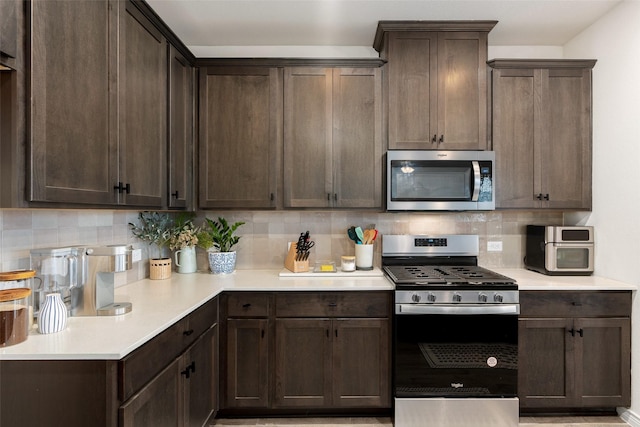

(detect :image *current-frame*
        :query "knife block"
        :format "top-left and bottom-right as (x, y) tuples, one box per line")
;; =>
(284, 242), (309, 273)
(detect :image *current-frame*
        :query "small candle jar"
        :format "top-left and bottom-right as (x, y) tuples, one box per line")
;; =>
(341, 256), (356, 272)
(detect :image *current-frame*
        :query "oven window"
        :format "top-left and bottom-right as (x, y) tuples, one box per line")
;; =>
(394, 314), (518, 398)
(556, 247), (590, 269)
(390, 161), (472, 201)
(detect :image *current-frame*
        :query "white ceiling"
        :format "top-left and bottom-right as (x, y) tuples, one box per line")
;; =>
(146, 0), (623, 58)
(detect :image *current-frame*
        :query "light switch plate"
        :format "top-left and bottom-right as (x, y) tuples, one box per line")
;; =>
(487, 241), (503, 252)
(132, 248), (142, 263)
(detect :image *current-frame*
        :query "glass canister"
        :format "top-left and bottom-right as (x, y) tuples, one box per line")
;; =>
(0, 287), (32, 347)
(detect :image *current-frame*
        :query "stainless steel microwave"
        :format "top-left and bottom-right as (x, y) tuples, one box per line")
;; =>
(525, 225), (594, 276)
(386, 150), (495, 211)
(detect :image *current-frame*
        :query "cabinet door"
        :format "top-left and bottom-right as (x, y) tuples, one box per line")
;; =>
(436, 31), (488, 150)
(284, 67), (333, 208)
(0, 0), (17, 58)
(518, 318), (576, 408)
(332, 318), (390, 408)
(492, 68), (538, 209)
(120, 357), (182, 427)
(386, 32), (438, 149)
(183, 325), (217, 427)
(332, 68), (383, 208)
(274, 318), (332, 407)
(29, 0), (119, 205)
(575, 317), (630, 407)
(168, 45), (193, 209)
(540, 67), (592, 209)
(226, 318), (269, 408)
(118, 2), (167, 207)
(199, 67), (281, 209)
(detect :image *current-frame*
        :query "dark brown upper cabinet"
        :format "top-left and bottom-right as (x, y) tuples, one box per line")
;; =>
(199, 66), (282, 209)
(29, 0), (168, 207)
(489, 59), (595, 210)
(168, 45), (194, 209)
(283, 67), (382, 208)
(374, 21), (496, 150)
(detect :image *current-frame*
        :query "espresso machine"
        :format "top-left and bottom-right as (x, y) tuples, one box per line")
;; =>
(77, 245), (134, 316)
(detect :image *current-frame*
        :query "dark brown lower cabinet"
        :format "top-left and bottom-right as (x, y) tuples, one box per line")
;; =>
(274, 317), (389, 408)
(225, 318), (270, 408)
(518, 291), (631, 411)
(0, 297), (219, 427)
(221, 291), (392, 415)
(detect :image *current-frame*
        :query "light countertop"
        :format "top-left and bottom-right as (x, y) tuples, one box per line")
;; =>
(1, 267), (635, 361)
(495, 268), (638, 291)
(0, 269), (393, 361)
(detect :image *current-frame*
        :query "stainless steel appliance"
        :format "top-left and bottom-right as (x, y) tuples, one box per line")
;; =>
(386, 150), (495, 211)
(383, 234), (518, 427)
(75, 245), (135, 316)
(524, 225), (594, 276)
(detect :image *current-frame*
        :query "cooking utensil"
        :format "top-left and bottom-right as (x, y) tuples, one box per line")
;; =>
(347, 226), (360, 244)
(355, 227), (364, 244)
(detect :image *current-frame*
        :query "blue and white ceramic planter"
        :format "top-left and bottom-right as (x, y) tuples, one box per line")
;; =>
(37, 293), (67, 334)
(208, 251), (236, 274)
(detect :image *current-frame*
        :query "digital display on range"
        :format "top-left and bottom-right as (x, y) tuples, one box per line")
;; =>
(415, 238), (447, 247)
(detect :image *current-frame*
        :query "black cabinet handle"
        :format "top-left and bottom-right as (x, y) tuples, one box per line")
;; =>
(568, 328), (575, 337)
(172, 191), (179, 199)
(571, 302), (582, 306)
(328, 302), (337, 307)
(114, 182), (130, 194)
(438, 135), (444, 144)
(181, 361), (196, 378)
(577, 328), (584, 337)
(431, 134), (437, 144)
(183, 329), (194, 336)
(327, 193), (331, 201)
(261, 329), (265, 338)
(242, 303), (251, 309)
(335, 329), (338, 338)
(270, 193), (274, 201)
(543, 193), (549, 200)
(334, 193), (337, 202)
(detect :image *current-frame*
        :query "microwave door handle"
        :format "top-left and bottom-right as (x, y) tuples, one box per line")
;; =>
(471, 161), (481, 201)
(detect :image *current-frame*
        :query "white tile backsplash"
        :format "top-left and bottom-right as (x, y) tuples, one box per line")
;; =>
(0, 209), (563, 282)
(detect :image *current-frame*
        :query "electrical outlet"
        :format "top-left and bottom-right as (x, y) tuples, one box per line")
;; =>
(487, 241), (503, 252)
(132, 248), (142, 263)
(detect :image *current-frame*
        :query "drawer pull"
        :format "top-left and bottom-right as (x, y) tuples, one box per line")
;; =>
(242, 303), (252, 309)
(328, 302), (337, 308)
(183, 329), (194, 336)
(571, 302), (582, 306)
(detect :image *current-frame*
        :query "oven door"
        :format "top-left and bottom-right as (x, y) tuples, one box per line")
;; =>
(394, 303), (518, 399)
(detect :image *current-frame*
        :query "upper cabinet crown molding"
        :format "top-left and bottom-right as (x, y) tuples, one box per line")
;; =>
(373, 20), (498, 52)
(195, 58), (386, 68)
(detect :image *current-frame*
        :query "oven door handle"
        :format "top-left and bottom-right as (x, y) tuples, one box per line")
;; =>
(396, 304), (520, 315)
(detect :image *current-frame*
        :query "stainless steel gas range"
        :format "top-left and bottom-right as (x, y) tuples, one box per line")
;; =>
(382, 234), (519, 427)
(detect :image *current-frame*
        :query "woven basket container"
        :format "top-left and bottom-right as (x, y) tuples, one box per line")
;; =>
(149, 258), (172, 280)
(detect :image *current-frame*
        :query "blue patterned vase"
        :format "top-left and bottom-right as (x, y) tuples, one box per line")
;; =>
(208, 251), (237, 274)
(37, 293), (67, 334)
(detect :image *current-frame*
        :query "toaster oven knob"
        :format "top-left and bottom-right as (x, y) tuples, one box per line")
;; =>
(411, 293), (421, 303)
(427, 292), (437, 303)
(494, 293), (504, 303)
(478, 293), (488, 303)
(452, 292), (462, 303)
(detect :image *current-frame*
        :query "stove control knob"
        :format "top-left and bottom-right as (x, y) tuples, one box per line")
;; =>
(427, 292), (437, 303)
(494, 293), (504, 303)
(452, 292), (462, 303)
(411, 293), (422, 303)
(478, 293), (488, 303)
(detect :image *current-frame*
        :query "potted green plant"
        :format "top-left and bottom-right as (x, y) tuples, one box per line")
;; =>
(129, 212), (173, 279)
(197, 217), (245, 274)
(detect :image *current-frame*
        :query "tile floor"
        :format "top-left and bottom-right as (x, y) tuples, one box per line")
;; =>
(212, 416), (629, 427)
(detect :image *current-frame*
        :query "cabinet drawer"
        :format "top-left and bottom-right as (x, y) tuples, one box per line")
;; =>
(188, 297), (219, 340)
(275, 292), (391, 318)
(227, 293), (270, 317)
(520, 291), (631, 318)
